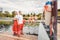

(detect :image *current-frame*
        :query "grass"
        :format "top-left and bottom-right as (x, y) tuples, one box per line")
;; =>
(0, 21), (13, 26)
(58, 11), (60, 16)
(24, 22), (40, 27)
(0, 20), (39, 27)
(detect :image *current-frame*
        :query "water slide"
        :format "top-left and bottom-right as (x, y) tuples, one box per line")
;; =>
(38, 23), (50, 40)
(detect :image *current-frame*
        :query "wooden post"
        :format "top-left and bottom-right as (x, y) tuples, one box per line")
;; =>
(52, 0), (57, 40)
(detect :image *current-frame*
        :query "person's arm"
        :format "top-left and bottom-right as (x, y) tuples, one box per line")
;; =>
(13, 15), (18, 20)
(28, 17), (31, 23)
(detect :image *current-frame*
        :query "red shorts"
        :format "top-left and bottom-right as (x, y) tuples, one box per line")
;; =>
(13, 20), (18, 32)
(17, 24), (24, 31)
(13, 20), (24, 33)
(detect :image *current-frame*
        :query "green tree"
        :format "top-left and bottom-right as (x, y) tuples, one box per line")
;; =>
(27, 14), (30, 17)
(0, 11), (2, 13)
(0, 11), (5, 17)
(23, 14), (25, 17)
(4, 11), (12, 17)
(0, 13), (5, 17)
(33, 13), (36, 16)
(4, 11), (10, 17)
(58, 9), (60, 11)
(12, 11), (16, 17)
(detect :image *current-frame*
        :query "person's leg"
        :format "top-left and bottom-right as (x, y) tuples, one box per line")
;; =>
(20, 24), (24, 35)
(17, 25), (21, 37)
(12, 25), (17, 36)
(13, 20), (18, 36)
(12, 26), (17, 36)
(17, 31), (20, 37)
(13, 31), (17, 36)
(16, 24), (24, 37)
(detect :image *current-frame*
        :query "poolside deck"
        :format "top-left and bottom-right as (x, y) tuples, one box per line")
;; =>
(0, 32), (38, 40)
(0, 23), (59, 40)
(57, 23), (60, 40)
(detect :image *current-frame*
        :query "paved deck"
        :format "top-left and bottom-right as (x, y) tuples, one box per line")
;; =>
(0, 32), (38, 40)
(57, 23), (60, 40)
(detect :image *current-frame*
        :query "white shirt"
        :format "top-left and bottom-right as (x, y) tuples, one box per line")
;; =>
(18, 15), (23, 24)
(14, 15), (23, 24)
(14, 15), (18, 20)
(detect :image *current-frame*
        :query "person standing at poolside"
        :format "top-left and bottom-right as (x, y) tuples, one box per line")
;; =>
(13, 11), (24, 36)
(17, 11), (24, 36)
(12, 11), (18, 36)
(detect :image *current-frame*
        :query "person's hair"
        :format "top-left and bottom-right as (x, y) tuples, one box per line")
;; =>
(14, 11), (18, 15)
(19, 11), (22, 15)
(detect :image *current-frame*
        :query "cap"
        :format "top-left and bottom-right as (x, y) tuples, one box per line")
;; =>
(45, 1), (52, 5)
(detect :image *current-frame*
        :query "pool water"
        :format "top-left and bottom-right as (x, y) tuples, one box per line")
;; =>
(0, 22), (40, 35)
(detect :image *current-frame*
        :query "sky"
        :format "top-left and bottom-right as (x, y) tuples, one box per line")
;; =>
(0, 0), (59, 14)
